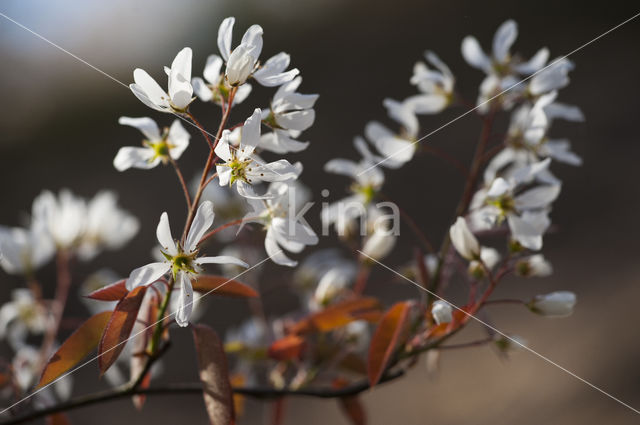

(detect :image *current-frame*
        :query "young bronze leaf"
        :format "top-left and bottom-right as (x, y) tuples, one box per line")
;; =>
(367, 301), (413, 387)
(268, 335), (305, 361)
(192, 275), (258, 298)
(192, 324), (235, 425)
(292, 297), (381, 335)
(38, 311), (112, 388)
(338, 396), (367, 425)
(85, 279), (128, 301)
(45, 413), (71, 425)
(98, 285), (148, 375)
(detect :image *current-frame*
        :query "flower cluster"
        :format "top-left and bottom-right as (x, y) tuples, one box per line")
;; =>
(0, 17), (585, 425)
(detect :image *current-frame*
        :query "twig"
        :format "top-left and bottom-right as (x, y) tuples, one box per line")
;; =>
(168, 155), (191, 209)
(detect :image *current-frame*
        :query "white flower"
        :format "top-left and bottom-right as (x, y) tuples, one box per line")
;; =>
(217, 17), (298, 87)
(114, 117), (190, 171)
(364, 99), (419, 168)
(431, 300), (453, 325)
(260, 77), (318, 154)
(322, 138), (385, 232)
(243, 181), (318, 267)
(293, 249), (351, 290)
(515, 254), (553, 277)
(449, 217), (480, 261)
(32, 189), (87, 250)
(0, 289), (48, 350)
(191, 54), (252, 105)
(125, 201), (248, 327)
(471, 159), (559, 250)
(461, 20), (550, 110)
(215, 109), (300, 199)
(130, 47), (194, 113)
(76, 191), (139, 260)
(529, 291), (576, 317)
(12, 345), (73, 401)
(406, 50), (455, 114)
(0, 222), (54, 275)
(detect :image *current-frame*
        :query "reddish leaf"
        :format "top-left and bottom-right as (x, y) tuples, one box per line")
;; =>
(85, 279), (128, 301)
(338, 397), (366, 425)
(292, 297), (381, 335)
(367, 301), (413, 387)
(268, 335), (305, 361)
(98, 285), (148, 375)
(192, 275), (258, 298)
(38, 311), (112, 388)
(46, 413), (71, 425)
(192, 324), (235, 425)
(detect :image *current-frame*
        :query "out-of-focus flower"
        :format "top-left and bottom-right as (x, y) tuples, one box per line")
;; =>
(11, 345), (72, 403)
(126, 201), (248, 326)
(114, 118), (190, 171)
(471, 159), (559, 250)
(529, 291), (576, 317)
(0, 289), (48, 350)
(216, 109), (300, 199)
(449, 217), (480, 261)
(527, 58), (574, 96)
(0, 222), (54, 276)
(77, 191), (139, 260)
(130, 48), (194, 113)
(244, 181), (318, 267)
(32, 190), (86, 250)
(431, 300), (453, 325)
(407, 51), (455, 114)
(360, 223), (396, 262)
(260, 77), (318, 154)
(191, 54), (252, 105)
(323, 139), (385, 233)
(217, 17), (298, 87)
(312, 264), (357, 308)
(516, 254), (553, 277)
(364, 99), (419, 168)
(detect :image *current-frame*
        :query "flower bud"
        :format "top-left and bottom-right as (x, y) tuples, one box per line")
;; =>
(449, 217), (480, 260)
(468, 247), (500, 278)
(360, 227), (396, 262)
(431, 300), (453, 325)
(529, 291), (576, 317)
(226, 45), (257, 86)
(515, 254), (553, 277)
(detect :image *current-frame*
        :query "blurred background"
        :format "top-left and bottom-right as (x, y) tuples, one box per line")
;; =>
(1, 0), (640, 424)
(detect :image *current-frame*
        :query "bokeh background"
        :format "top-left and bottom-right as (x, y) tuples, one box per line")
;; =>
(1, 0), (640, 424)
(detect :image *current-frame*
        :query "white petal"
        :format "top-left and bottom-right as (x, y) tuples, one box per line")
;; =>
(241, 24), (264, 58)
(175, 272), (193, 327)
(132, 69), (169, 110)
(252, 159), (299, 182)
(217, 17), (235, 61)
(259, 130), (309, 154)
(118, 117), (161, 141)
(265, 227), (297, 267)
(461, 36), (490, 72)
(156, 212), (177, 255)
(126, 262), (170, 290)
(113, 147), (157, 171)
(239, 109), (262, 158)
(324, 159), (359, 178)
(405, 94), (448, 115)
(203, 54), (223, 84)
(195, 255), (248, 268)
(383, 98), (419, 137)
(214, 131), (233, 161)
(275, 109), (315, 132)
(192, 77), (213, 102)
(515, 185), (561, 210)
(217, 167), (231, 186)
(515, 47), (549, 74)
(487, 177), (511, 197)
(492, 20), (517, 63)
(507, 215), (543, 250)
(449, 217), (480, 261)
(372, 136), (416, 166)
(186, 201), (215, 252)
(167, 120), (190, 159)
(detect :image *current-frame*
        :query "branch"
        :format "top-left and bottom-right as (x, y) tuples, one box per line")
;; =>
(0, 371), (404, 425)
